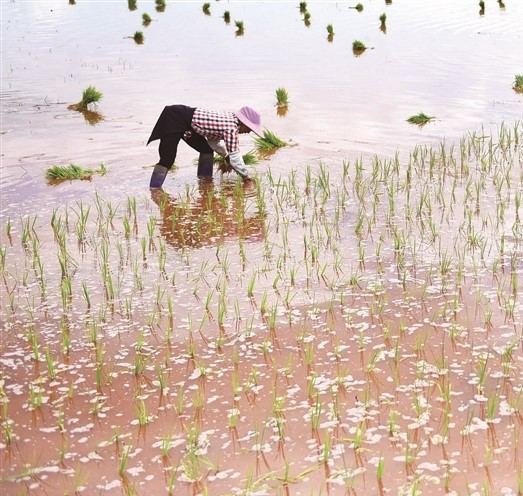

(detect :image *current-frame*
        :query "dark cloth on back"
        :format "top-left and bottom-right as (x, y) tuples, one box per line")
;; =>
(147, 105), (196, 145)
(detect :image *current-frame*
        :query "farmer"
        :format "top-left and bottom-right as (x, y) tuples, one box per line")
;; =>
(147, 105), (263, 187)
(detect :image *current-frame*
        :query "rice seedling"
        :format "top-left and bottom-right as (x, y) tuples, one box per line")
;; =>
(68, 85), (103, 113)
(118, 444), (132, 476)
(479, 0), (485, 12)
(2, 404), (14, 446)
(299, 2), (307, 13)
(202, 2), (210, 15)
(379, 13), (387, 30)
(352, 40), (368, 55)
(136, 399), (150, 426)
(128, 0), (137, 10)
(155, 0), (166, 12)
(352, 3), (364, 12)
(45, 162), (107, 182)
(133, 30), (144, 44)
(214, 151), (258, 174)
(142, 13), (152, 25)
(275, 86), (289, 108)
(326, 24), (334, 41)
(235, 20), (244, 35)
(407, 112), (436, 126)
(255, 130), (288, 151)
(513, 74), (523, 93)
(303, 11), (311, 26)
(223, 10), (230, 23)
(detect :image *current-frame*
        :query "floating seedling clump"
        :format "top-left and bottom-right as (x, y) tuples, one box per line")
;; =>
(235, 20), (244, 36)
(303, 11), (311, 26)
(407, 112), (436, 126)
(45, 163), (108, 183)
(68, 85), (103, 112)
(352, 39), (367, 55)
(326, 23), (334, 42)
(133, 30), (144, 44)
(275, 87), (289, 108)
(513, 74), (523, 93)
(379, 13), (387, 32)
(255, 129), (288, 152)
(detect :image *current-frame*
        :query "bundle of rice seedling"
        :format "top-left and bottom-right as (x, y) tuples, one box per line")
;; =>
(254, 130), (288, 151)
(407, 112), (436, 126)
(68, 85), (103, 111)
(45, 163), (107, 182)
(215, 151), (258, 174)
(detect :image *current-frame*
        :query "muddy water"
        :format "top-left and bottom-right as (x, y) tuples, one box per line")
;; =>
(1, 1), (523, 495)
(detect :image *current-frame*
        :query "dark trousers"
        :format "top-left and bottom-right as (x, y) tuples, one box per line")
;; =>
(158, 131), (213, 169)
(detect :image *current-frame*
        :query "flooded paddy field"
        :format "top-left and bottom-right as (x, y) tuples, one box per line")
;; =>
(1, 0), (523, 495)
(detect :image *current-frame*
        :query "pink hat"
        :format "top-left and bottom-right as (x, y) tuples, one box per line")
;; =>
(234, 106), (263, 137)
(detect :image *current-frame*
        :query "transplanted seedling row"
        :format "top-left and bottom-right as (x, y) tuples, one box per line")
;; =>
(1, 121), (523, 494)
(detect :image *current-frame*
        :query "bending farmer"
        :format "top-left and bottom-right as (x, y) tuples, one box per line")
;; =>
(147, 105), (263, 187)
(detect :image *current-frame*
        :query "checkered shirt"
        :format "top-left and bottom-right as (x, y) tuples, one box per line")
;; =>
(191, 108), (241, 154)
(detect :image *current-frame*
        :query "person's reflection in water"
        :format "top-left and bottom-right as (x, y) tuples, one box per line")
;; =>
(150, 179), (265, 249)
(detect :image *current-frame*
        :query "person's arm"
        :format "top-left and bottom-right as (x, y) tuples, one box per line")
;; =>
(227, 151), (250, 179)
(207, 140), (228, 158)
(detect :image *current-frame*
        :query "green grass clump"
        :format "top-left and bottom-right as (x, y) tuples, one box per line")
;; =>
(299, 1), (307, 13)
(354, 3), (364, 11)
(133, 31), (144, 44)
(326, 24), (334, 36)
(202, 3), (210, 14)
(128, 0), (137, 10)
(142, 13), (152, 25)
(275, 87), (289, 108)
(255, 130), (288, 151)
(513, 74), (523, 93)
(223, 10), (230, 23)
(379, 13), (386, 25)
(407, 112), (436, 126)
(69, 85), (103, 111)
(155, 0), (166, 11)
(45, 163), (108, 182)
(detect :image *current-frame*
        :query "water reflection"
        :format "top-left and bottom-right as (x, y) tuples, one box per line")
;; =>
(151, 180), (265, 249)
(81, 109), (104, 126)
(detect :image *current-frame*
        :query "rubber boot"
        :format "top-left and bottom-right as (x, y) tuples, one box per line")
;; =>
(197, 153), (214, 178)
(149, 165), (169, 188)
